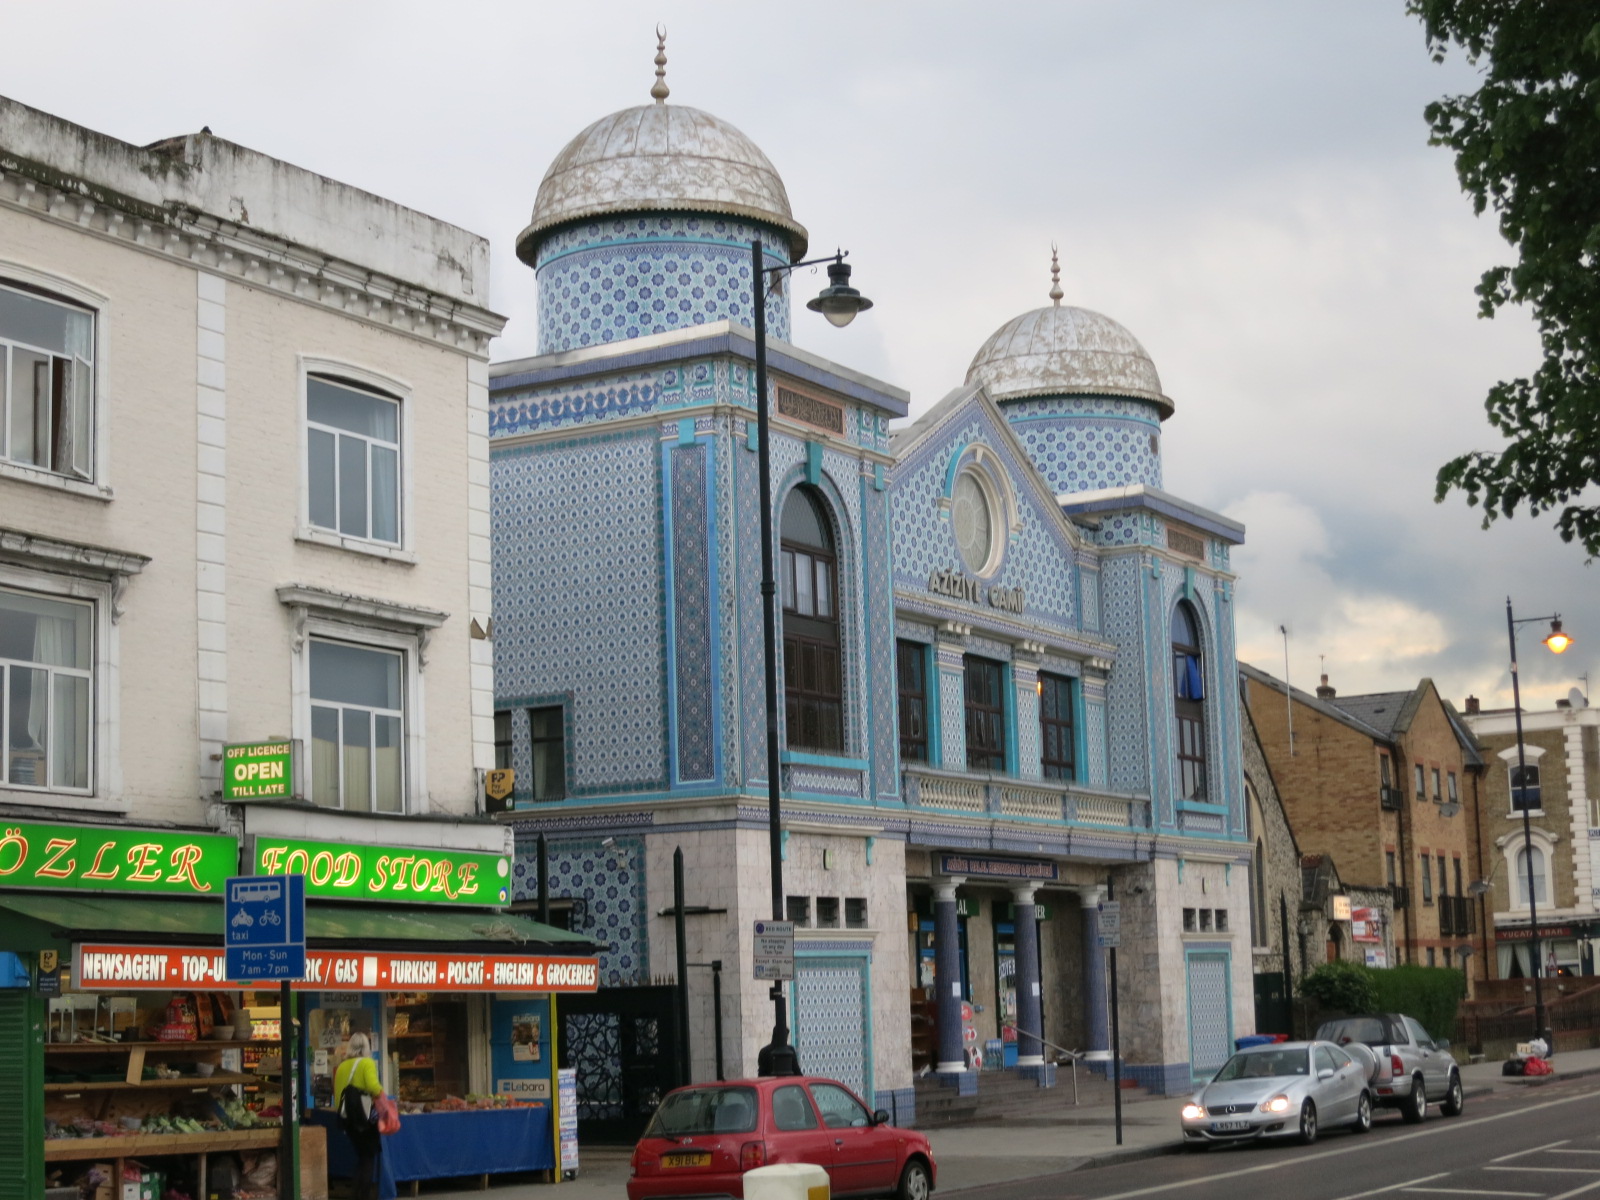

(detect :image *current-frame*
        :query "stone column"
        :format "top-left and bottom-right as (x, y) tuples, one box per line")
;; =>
(1078, 885), (1111, 1062)
(934, 877), (968, 1074)
(1012, 883), (1044, 1067)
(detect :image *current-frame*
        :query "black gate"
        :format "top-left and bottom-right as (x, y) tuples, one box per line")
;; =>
(558, 985), (683, 1144)
(1253, 971), (1291, 1036)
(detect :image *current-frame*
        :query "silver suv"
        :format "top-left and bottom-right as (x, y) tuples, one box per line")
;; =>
(1314, 1013), (1464, 1123)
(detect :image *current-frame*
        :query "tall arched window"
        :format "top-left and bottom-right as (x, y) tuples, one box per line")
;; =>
(1515, 845), (1549, 908)
(1171, 601), (1207, 801)
(781, 487), (842, 752)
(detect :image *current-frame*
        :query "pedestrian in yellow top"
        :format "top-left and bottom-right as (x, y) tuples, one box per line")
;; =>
(334, 1033), (386, 1200)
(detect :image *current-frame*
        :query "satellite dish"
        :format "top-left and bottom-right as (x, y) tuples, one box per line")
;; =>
(1569, 687), (1588, 710)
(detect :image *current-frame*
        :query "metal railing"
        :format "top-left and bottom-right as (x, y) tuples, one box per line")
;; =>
(902, 765), (1152, 831)
(1001, 1024), (1082, 1105)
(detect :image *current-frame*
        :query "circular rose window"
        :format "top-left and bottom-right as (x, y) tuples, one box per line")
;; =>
(952, 471), (997, 575)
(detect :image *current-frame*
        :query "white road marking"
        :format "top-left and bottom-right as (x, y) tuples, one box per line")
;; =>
(1332, 1175), (1450, 1200)
(1402, 1189), (1543, 1197)
(1552, 1153), (1600, 1157)
(1548, 1182), (1600, 1200)
(1085, 1091), (1600, 1200)
(1486, 1169), (1600, 1175)
(1495, 1143), (1573, 1163)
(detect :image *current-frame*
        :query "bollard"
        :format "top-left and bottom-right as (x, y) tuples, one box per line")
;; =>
(744, 1162), (829, 1200)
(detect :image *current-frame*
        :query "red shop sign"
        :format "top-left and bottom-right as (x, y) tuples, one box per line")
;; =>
(73, 944), (600, 993)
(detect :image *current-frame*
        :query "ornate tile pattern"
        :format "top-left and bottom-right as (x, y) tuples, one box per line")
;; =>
(1098, 554), (1152, 797)
(784, 765), (865, 798)
(534, 215), (793, 354)
(890, 411), (1078, 633)
(1000, 397), (1164, 495)
(491, 370), (661, 438)
(862, 482), (900, 801)
(1085, 698), (1109, 788)
(1186, 951), (1232, 1084)
(792, 956), (871, 1097)
(512, 835), (649, 986)
(492, 431), (668, 793)
(670, 443), (717, 782)
(1080, 565), (1101, 632)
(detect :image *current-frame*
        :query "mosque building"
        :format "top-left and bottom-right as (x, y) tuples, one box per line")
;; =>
(487, 39), (1253, 1130)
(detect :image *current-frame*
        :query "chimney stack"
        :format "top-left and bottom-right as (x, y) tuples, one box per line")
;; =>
(1316, 673), (1336, 700)
(1465, 695), (1480, 714)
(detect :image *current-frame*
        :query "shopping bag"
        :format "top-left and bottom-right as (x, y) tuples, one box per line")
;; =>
(374, 1094), (402, 1135)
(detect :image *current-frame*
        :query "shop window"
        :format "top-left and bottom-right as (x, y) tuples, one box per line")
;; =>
(310, 638), (404, 813)
(1515, 846), (1549, 908)
(527, 705), (566, 801)
(1420, 855), (1434, 904)
(0, 585), (92, 792)
(964, 655), (1005, 772)
(896, 639), (928, 763)
(786, 895), (811, 926)
(1511, 762), (1542, 811)
(816, 897), (840, 929)
(781, 487), (842, 752)
(306, 374), (402, 546)
(493, 710), (512, 771)
(1171, 602), (1207, 801)
(386, 994), (468, 1104)
(1038, 671), (1075, 781)
(845, 897), (867, 929)
(0, 280), (94, 480)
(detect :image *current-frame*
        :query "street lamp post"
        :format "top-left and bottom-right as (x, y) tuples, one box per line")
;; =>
(751, 238), (871, 1076)
(1505, 597), (1573, 1049)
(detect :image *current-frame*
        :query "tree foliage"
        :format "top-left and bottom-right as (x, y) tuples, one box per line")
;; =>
(1368, 965), (1467, 1043)
(1413, 1), (1600, 554)
(1300, 959), (1380, 1015)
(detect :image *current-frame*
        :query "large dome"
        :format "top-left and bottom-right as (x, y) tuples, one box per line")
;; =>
(516, 102), (808, 265)
(966, 302), (1173, 418)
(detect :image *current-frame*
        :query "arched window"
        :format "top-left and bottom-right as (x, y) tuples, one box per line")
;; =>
(781, 487), (842, 752)
(1171, 601), (1207, 801)
(1515, 845), (1549, 908)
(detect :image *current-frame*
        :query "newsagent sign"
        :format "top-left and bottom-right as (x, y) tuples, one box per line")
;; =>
(248, 836), (511, 906)
(73, 944), (600, 993)
(0, 821), (236, 894)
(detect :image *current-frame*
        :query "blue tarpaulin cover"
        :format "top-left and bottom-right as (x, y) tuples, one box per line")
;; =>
(309, 1105), (554, 1199)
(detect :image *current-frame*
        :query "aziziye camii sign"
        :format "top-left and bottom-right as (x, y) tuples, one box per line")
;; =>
(249, 835), (511, 905)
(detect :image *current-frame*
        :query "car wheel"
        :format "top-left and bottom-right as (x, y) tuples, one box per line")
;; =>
(896, 1159), (932, 1200)
(1299, 1099), (1318, 1146)
(1352, 1090), (1372, 1134)
(1441, 1072), (1465, 1117)
(1401, 1076), (1427, 1124)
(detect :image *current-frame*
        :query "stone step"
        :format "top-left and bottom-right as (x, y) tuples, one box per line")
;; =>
(910, 1067), (1150, 1129)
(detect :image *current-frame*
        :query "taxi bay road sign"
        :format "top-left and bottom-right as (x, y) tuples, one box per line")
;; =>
(222, 742), (296, 801)
(225, 874), (306, 981)
(1096, 900), (1122, 949)
(753, 920), (795, 981)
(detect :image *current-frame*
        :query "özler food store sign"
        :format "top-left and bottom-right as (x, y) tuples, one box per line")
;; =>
(249, 836), (511, 906)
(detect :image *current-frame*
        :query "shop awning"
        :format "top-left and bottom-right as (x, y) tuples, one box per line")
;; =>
(0, 893), (600, 956)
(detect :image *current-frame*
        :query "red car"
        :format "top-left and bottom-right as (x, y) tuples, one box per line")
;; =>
(627, 1075), (935, 1200)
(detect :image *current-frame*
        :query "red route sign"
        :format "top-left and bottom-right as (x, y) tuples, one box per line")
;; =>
(72, 943), (600, 993)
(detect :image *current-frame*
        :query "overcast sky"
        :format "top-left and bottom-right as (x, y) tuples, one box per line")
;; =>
(11, 1), (1594, 712)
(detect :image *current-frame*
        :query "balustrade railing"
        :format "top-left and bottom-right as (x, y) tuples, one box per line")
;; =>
(902, 765), (1150, 830)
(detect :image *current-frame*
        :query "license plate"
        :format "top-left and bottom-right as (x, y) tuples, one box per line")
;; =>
(1210, 1121), (1251, 1132)
(662, 1152), (711, 1168)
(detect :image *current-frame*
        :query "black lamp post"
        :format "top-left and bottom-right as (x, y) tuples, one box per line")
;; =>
(1505, 597), (1573, 1049)
(750, 239), (872, 1076)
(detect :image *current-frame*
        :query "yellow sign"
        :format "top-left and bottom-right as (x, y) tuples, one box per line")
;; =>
(1331, 895), (1352, 921)
(486, 769), (516, 802)
(39, 949), (58, 973)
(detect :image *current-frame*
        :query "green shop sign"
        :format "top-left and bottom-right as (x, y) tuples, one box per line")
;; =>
(222, 741), (296, 801)
(250, 836), (510, 906)
(0, 820), (236, 894)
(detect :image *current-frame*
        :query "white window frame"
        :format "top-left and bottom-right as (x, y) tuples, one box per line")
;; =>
(295, 356), (415, 563)
(1513, 843), (1550, 910)
(0, 535), (146, 813)
(280, 585), (445, 815)
(0, 261), (112, 499)
(1499, 743), (1547, 816)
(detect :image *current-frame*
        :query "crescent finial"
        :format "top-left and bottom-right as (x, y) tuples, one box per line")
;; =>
(651, 26), (670, 103)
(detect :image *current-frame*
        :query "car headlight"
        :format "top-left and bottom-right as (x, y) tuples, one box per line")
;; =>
(1261, 1095), (1291, 1114)
(1181, 1104), (1206, 1120)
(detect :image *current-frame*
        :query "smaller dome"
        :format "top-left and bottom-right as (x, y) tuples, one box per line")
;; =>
(517, 103), (808, 265)
(966, 255), (1172, 416)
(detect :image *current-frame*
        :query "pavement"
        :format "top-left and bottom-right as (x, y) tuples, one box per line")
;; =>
(415, 1047), (1600, 1200)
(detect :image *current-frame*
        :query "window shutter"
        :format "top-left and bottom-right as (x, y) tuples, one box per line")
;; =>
(0, 986), (43, 1200)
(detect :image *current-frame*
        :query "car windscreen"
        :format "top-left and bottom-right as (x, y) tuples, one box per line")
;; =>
(1212, 1048), (1309, 1082)
(1316, 1016), (1403, 1048)
(643, 1086), (759, 1137)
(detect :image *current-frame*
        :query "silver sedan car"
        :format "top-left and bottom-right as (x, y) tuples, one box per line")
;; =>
(1180, 1040), (1373, 1148)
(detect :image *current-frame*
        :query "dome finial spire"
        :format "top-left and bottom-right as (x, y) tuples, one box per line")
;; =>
(1048, 243), (1063, 306)
(650, 25), (670, 103)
